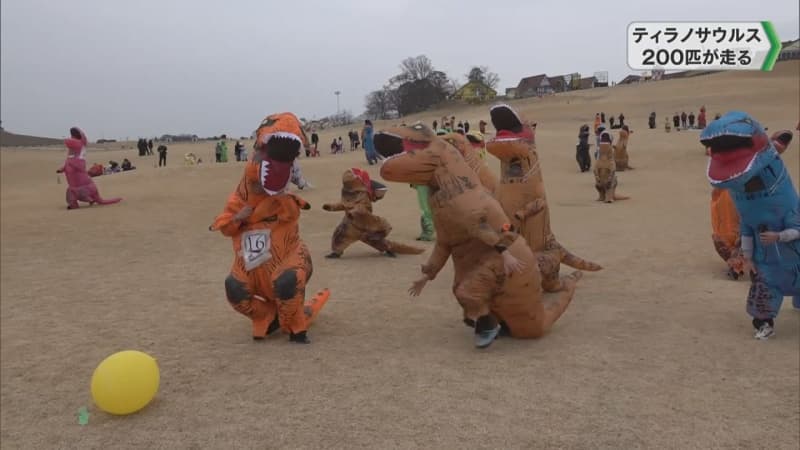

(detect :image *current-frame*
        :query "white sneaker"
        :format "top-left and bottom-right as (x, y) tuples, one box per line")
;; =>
(754, 323), (775, 340)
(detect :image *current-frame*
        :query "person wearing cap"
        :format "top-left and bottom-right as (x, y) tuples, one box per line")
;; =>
(466, 129), (487, 160)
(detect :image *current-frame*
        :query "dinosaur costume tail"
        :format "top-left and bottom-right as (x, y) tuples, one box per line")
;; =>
(385, 240), (426, 255)
(303, 288), (330, 324)
(559, 244), (602, 271)
(537, 270), (582, 337)
(94, 196), (122, 205)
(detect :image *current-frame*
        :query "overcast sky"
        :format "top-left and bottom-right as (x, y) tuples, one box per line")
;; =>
(1, 0), (798, 140)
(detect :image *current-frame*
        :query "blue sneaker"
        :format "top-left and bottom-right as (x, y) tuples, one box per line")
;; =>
(474, 325), (500, 349)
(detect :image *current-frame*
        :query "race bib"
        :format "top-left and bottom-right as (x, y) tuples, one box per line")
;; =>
(241, 230), (272, 271)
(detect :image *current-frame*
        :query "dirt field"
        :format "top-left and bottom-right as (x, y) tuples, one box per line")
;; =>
(1, 62), (798, 449)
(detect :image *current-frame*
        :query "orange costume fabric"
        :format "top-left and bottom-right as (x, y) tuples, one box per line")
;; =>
(614, 126), (633, 170)
(441, 132), (497, 193)
(373, 123), (581, 349)
(485, 105), (602, 293)
(710, 188), (744, 278)
(210, 112), (327, 343)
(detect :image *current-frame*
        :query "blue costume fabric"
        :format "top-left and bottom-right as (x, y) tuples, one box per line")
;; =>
(703, 111), (800, 320)
(363, 125), (378, 165)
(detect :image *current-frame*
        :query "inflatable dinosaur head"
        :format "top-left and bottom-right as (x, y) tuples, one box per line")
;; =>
(254, 112), (309, 162)
(441, 132), (478, 159)
(344, 168), (387, 201)
(596, 131), (615, 161)
(488, 104), (535, 146)
(373, 123), (449, 185)
(701, 111), (776, 188)
(487, 105), (542, 181)
(770, 130), (794, 154)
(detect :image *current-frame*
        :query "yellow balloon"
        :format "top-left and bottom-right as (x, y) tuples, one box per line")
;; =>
(90, 350), (160, 415)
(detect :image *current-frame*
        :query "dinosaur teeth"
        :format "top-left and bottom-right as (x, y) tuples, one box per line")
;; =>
(260, 132), (302, 145)
(707, 152), (758, 184)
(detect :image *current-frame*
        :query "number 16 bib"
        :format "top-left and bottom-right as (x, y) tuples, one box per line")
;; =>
(241, 229), (272, 271)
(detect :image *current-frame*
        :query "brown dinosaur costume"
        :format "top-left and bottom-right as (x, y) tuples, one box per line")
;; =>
(594, 131), (630, 203)
(440, 132), (497, 193)
(373, 123), (581, 349)
(323, 168), (424, 258)
(485, 105), (602, 292)
(614, 125), (633, 170)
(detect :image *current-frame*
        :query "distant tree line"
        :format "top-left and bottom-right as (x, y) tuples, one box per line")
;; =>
(364, 55), (499, 120)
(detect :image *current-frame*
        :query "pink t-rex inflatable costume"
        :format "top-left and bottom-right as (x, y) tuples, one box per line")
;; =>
(56, 127), (122, 209)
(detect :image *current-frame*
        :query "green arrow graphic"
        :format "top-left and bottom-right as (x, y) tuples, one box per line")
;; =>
(761, 21), (781, 71)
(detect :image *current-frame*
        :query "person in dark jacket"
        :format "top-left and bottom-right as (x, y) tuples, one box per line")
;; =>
(618, 113), (625, 127)
(673, 113), (681, 130)
(600, 112), (606, 124)
(234, 141), (244, 161)
(157, 144), (168, 166)
(681, 111), (688, 129)
(310, 131), (319, 157)
(121, 158), (136, 171)
(576, 124), (592, 172)
(147, 139), (154, 155)
(648, 112), (656, 129)
(688, 112), (695, 128)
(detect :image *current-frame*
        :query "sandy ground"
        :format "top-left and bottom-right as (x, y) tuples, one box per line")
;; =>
(1, 62), (799, 449)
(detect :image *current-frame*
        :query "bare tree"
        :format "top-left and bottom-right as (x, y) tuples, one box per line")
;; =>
(390, 55), (436, 85)
(364, 85), (400, 120)
(363, 55), (452, 117)
(327, 110), (354, 127)
(466, 66), (500, 89)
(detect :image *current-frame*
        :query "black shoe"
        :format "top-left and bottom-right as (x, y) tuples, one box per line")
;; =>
(325, 252), (341, 259)
(384, 251), (397, 258)
(267, 317), (280, 335)
(289, 331), (311, 344)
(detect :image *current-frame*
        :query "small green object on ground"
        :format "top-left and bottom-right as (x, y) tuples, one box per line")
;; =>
(78, 406), (89, 426)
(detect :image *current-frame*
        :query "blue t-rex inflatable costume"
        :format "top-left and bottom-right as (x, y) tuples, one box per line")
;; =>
(702, 111), (800, 338)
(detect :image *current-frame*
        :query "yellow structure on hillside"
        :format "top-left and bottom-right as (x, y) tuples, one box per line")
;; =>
(452, 81), (497, 104)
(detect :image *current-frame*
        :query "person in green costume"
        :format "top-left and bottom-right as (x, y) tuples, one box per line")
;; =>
(409, 129), (450, 241)
(414, 184), (434, 241)
(219, 140), (229, 162)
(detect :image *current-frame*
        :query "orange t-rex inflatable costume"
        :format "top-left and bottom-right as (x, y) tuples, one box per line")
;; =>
(440, 132), (498, 193)
(614, 125), (634, 170)
(707, 130), (793, 280)
(322, 168), (424, 258)
(594, 131), (630, 203)
(374, 123), (581, 349)
(209, 112), (328, 343)
(485, 105), (602, 292)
